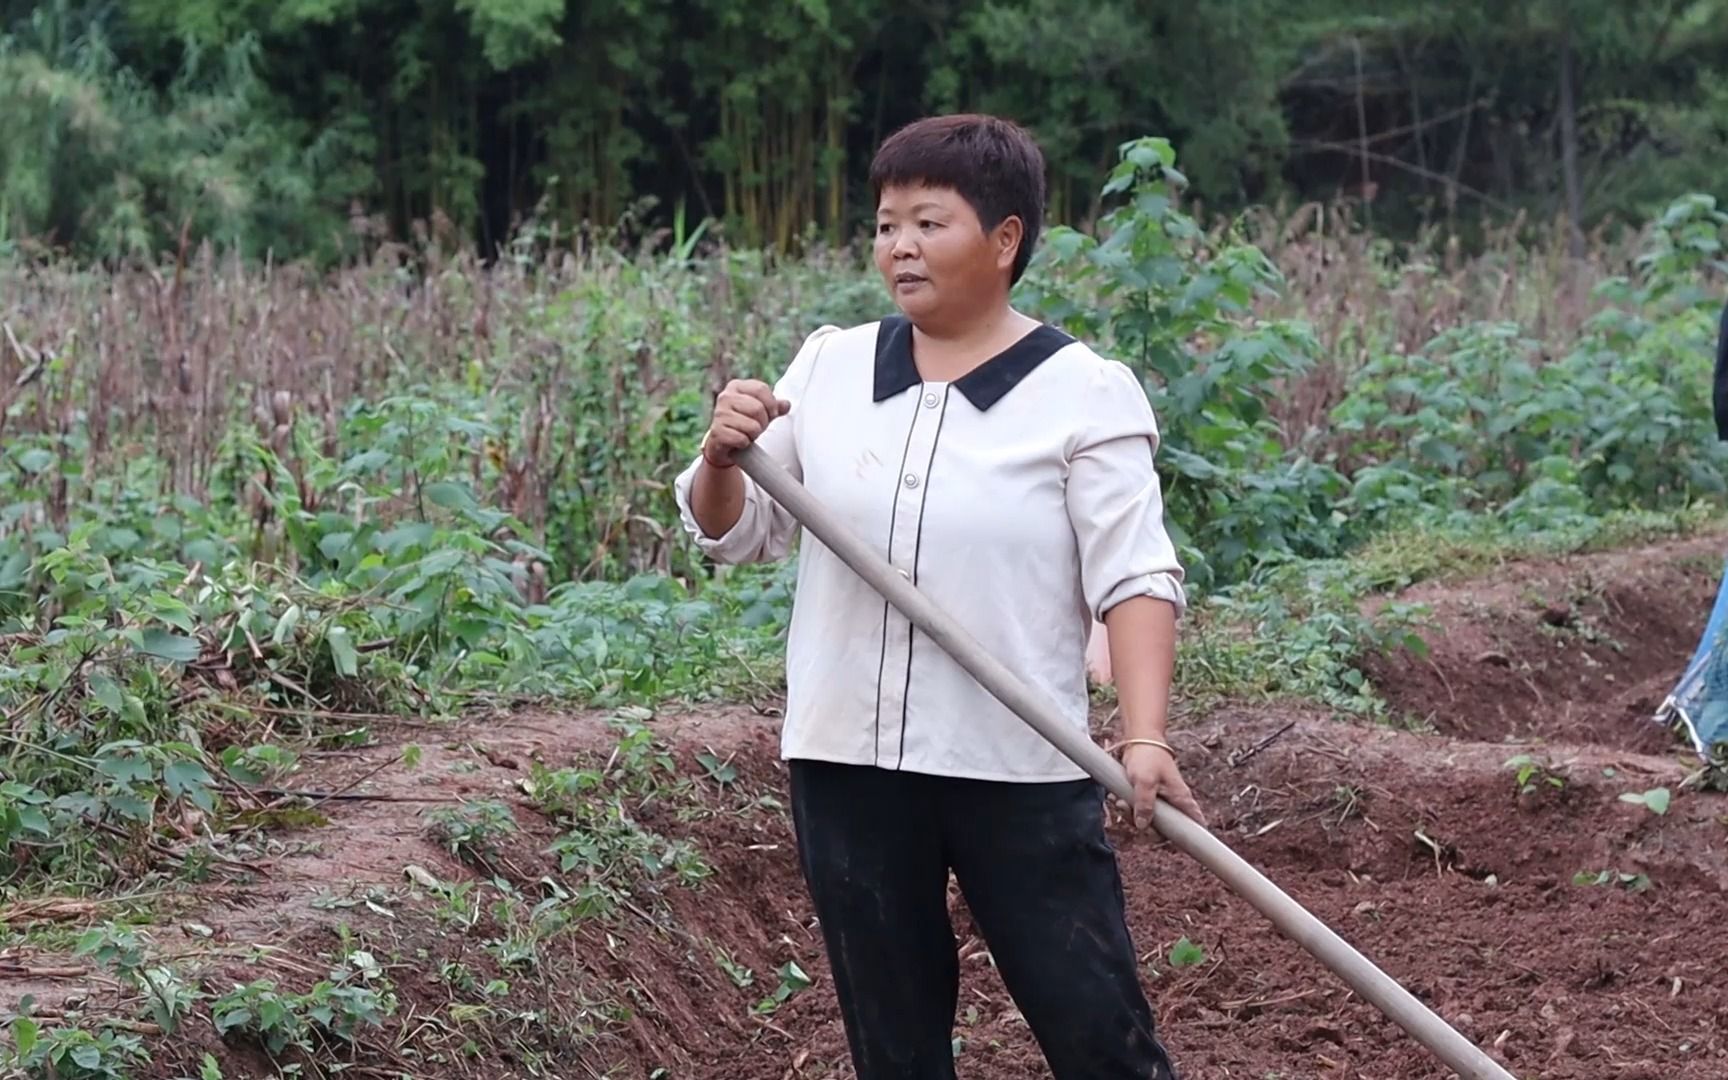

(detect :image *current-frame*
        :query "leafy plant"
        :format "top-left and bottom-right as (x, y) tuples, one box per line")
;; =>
(2, 1016), (149, 1080)
(524, 721), (714, 919)
(425, 800), (519, 871)
(1504, 755), (1568, 797)
(1573, 869), (1653, 893)
(1024, 136), (1342, 588)
(714, 947), (755, 989)
(752, 961), (813, 1015)
(211, 953), (398, 1059)
(1617, 788), (1672, 815)
(1167, 937), (1207, 969)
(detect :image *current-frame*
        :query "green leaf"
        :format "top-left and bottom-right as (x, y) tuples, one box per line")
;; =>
(11, 1016), (38, 1058)
(341, 449), (393, 475)
(273, 604), (302, 646)
(1619, 787), (1671, 815)
(137, 628), (202, 663)
(222, 746), (265, 785)
(164, 760), (217, 813)
(1168, 936), (1206, 968)
(16, 448), (54, 474)
(215, 1006), (253, 1035)
(778, 960), (811, 991)
(98, 753), (153, 785)
(148, 593), (197, 632)
(107, 793), (154, 822)
(88, 673), (126, 715)
(319, 532), (354, 560)
(423, 481), (478, 511)
(71, 1044), (103, 1069)
(328, 627), (359, 677)
(377, 522), (436, 555)
(17, 805), (50, 836)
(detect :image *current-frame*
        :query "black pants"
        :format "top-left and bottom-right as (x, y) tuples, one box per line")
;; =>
(789, 760), (1180, 1080)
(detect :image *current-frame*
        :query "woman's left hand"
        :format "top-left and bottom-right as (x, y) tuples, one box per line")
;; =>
(1122, 744), (1206, 834)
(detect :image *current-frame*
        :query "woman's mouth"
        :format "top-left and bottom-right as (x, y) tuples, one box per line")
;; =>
(895, 273), (928, 289)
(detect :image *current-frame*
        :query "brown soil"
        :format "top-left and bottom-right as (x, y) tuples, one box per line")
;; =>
(7, 534), (1728, 1079)
(1361, 532), (1724, 751)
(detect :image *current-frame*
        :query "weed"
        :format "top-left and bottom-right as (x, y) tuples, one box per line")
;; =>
(210, 952), (398, 1060)
(425, 800), (518, 872)
(2, 1015), (149, 1080)
(1332, 785), (1367, 824)
(1168, 937), (1207, 969)
(1618, 788), (1672, 815)
(713, 947), (755, 989)
(752, 961), (813, 1015)
(521, 719), (714, 918)
(1504, 755), (1568, 797)
(67, 923), (198, 1036)
(1574, 869), (1653, 893)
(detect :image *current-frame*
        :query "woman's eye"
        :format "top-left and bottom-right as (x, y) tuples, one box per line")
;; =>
(920, 220), (939, 230)
(876, 223), (893, 235)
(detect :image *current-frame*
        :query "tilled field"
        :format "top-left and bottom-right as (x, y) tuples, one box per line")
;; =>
(7, 534), (1727, 1079)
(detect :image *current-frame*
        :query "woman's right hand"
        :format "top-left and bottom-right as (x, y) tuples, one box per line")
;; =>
(702, 379), (789, 469)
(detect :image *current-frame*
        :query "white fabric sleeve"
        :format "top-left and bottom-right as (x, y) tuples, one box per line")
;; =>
(673, 325), (839, 565)
(1065, 359), (1188, 620)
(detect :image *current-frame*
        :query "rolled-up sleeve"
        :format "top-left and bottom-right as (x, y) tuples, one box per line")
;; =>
(1065, 360), (1187, 620)
(673, 325), (838, 564)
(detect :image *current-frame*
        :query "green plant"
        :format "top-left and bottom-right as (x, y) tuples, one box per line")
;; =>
(425, 800), (518, 872)
(210, 953), (398, 1059)
(752, 961), (813, 1015)
(2, 1016), (149, 1080)
(1618, 788), (1672, 815)
(714, 947), (755, 989)
(1504, 755), (1567, 797)
(1024, 136), (1342, 588)
(1573, 869), (1653, 893)
(1167, 937), (1207, 969)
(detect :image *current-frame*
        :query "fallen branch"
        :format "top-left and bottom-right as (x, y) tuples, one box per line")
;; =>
(0, 898), (102, 924)
(1229, 721), (1297, 768)
(256, 789), (455, 805)
(24, 1013), (162, 1035)
(1221, 987), (1333, 1013)
(0, 963), (88, 979)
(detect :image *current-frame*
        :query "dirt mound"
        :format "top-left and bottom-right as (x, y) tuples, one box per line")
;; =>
(1362, 533), (1724, 750)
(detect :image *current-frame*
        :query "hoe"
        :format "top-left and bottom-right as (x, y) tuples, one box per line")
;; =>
(736, 444), (1516, 1080)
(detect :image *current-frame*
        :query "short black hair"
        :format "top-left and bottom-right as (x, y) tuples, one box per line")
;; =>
(869, 113), (1047, 285)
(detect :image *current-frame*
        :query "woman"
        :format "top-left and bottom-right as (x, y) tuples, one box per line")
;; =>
(674, 114), (1203, 1079)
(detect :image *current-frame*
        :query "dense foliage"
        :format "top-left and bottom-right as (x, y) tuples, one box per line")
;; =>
(3, 0), (1727, 261)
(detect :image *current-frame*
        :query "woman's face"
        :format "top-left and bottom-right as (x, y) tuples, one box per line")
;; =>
(874, 184), (1020, 325)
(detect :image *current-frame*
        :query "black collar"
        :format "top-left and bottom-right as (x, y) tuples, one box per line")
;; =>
(873, 316), (1075, 411)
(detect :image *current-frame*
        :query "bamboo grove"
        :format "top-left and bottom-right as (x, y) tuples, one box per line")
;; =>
(2, 0), (1727, 264)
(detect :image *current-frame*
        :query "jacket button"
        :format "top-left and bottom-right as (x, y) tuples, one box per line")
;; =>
(903, 474), (919, 489)
(923, 392), (939, 408)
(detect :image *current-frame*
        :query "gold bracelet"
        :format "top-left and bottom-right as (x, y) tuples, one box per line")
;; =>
(1108, 737), (1175, 759)
(699, 429), (733, 469)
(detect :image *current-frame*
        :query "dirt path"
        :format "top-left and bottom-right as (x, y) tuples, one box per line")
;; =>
(7, 533), (1728, 1079)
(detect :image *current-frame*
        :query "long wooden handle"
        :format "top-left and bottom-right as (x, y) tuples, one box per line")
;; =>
(736, 445), (1515, 1080)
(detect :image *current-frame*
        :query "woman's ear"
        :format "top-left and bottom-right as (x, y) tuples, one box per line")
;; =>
(994, 215), (1024, 272)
